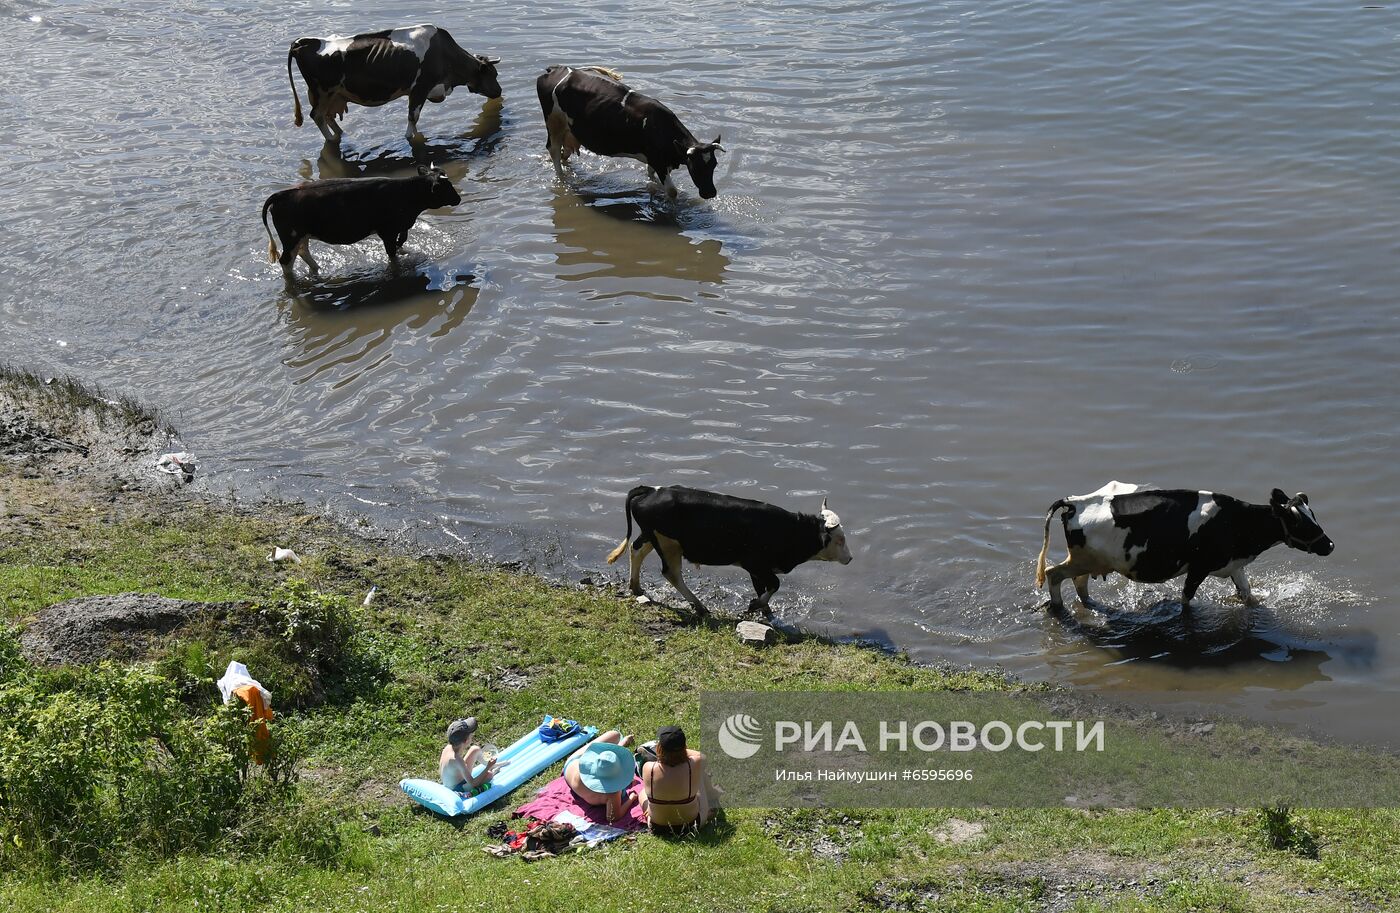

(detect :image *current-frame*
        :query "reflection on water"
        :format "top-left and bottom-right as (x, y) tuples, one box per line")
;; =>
(1040, 596), (1379, 696)
(550, 186), (729, 287)
(278, 267), (477, 385)
(307, 98), (506, 181)
(1050, 598), (1376, 667)
(286, 264), (476, 310)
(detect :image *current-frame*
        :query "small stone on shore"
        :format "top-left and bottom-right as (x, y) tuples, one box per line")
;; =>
(736, 620), (775, 647)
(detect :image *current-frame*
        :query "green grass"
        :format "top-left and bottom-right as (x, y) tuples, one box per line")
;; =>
(2, 467), (1397, 912)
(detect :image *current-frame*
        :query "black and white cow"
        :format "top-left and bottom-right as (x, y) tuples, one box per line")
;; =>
(261, 165), (461, 276)
(536, 65), (723, 199)
(1034, 481), (1334, 611)
(606, 485), (852, 614)
(287, 25), (501, 143)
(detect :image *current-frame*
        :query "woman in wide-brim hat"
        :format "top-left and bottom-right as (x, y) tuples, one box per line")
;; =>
(564, 730), (637, 823)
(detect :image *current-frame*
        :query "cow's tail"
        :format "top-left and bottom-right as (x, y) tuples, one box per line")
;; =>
(261, 196), (279, 263)
(287, 42), (306, 127)
(606, 485), (652, 563)
(1035, 499), (1072, 589)
(578, 65), (624, 82)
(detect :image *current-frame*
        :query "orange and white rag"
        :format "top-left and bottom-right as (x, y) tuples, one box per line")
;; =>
(217, 661), (274, 765)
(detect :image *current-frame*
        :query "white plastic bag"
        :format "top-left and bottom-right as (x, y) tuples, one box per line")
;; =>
(216, 660), (272, 706)
(156, 452), (196, 478)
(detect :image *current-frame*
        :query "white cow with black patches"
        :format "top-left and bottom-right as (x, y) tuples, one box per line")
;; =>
(1035, 483), (1334, 611)
(286, 25), (501, 143)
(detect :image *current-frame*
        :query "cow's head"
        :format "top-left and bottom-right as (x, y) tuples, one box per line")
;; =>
(468, 54), (502, 99)
(1270, 489), (1334, 556)
(813, 496), (853, 564)
(418, 164), (462, 208)
(684, 135), (723, 200)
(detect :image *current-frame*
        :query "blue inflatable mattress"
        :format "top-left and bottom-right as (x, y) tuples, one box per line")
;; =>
(400, 718), (596, 817)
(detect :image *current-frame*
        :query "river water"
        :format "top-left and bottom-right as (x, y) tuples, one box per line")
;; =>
(3, 0), (1398, 744)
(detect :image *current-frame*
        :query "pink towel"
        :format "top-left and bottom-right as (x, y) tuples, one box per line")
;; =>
(514, 775), (647, 831)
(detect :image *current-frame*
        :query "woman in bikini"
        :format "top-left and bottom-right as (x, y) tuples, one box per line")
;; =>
(640, 725), (718, 835)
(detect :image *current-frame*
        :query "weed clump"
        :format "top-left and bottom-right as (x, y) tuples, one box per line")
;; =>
(145, 580), (387, 712)
(236, 579), (386, 709)
(1259, 804), (1320, 859)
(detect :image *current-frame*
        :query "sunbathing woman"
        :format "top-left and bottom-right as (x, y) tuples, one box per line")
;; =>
(563, 730), (637, 823)
(439, 717), (497, 794)
(640, 725), (717, 835)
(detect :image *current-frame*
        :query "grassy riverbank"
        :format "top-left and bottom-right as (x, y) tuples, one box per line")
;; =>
(2, 373), (1398, 912)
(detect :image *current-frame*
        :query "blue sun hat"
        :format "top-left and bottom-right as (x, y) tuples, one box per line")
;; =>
(575, 742), (635, 794)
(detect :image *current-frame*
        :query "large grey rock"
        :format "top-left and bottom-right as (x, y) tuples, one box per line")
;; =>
(736, 620), (776, 647)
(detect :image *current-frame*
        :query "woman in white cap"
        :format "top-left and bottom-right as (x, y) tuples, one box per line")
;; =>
(439, 717), (497, 794)
(563, 730), (637, 823)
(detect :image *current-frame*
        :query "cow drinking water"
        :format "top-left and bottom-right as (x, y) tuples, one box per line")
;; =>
(1034, 482), (1334, 611)
(287, 25), (501, 143)
(261, 165), (461, 276)
(605, 485), (852, 615)
(536, 65), (723, 199)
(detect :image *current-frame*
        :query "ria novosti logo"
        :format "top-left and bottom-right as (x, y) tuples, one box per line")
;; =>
(716, 713), (1105, 758)
(718, 713), (763, 759)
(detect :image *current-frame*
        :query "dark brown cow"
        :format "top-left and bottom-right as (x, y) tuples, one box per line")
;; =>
(261, 165), (461, 276)
(536, 65), (723, 199)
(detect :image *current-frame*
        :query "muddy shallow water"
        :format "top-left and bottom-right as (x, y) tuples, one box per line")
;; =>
(2, 1), (1399, 743)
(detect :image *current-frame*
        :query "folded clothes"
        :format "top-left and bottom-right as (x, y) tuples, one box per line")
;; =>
(550, 811), (632, 847)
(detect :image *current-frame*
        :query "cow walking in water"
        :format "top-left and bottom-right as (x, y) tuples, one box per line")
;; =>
(536, 65), (723, 199)
(606, 485), (852, 615)
(261, 165), (461, 277)
(287, 25), (501, 143)
(1035, 482), (1334, 612)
